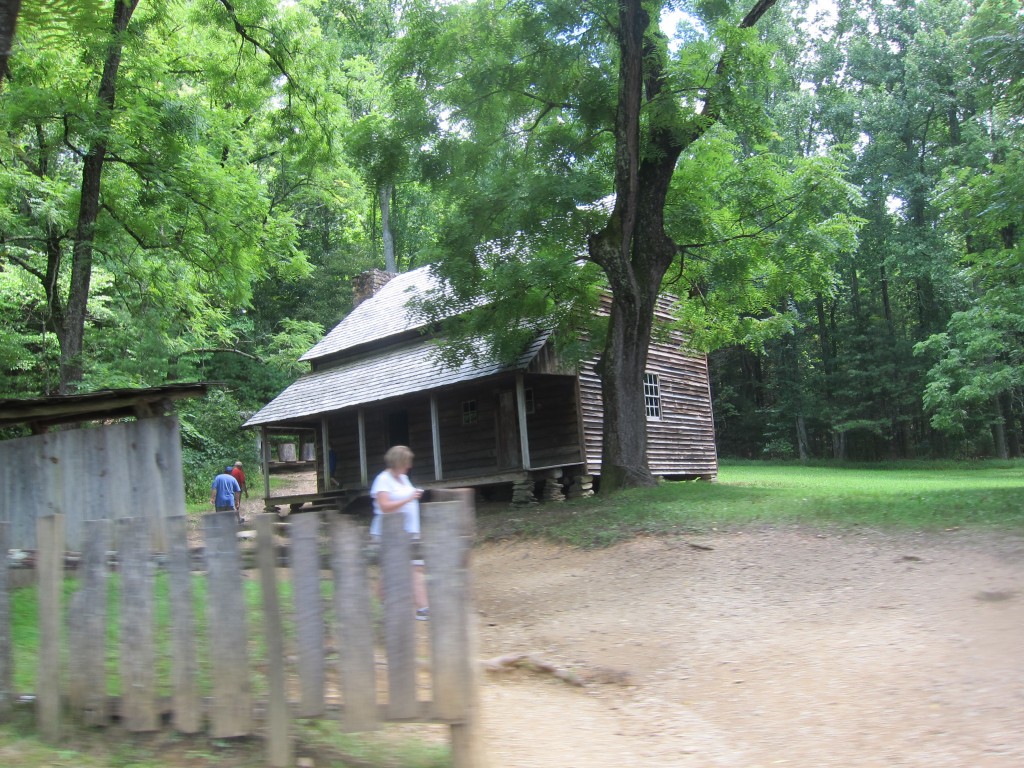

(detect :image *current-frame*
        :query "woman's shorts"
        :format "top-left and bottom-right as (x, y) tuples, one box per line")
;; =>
(367, 534), (424, 566)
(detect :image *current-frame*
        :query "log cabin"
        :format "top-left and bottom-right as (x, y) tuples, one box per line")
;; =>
(245, 267), (717, 505)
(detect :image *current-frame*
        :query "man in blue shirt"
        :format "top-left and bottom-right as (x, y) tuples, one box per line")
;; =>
(210, 465), (243, 524)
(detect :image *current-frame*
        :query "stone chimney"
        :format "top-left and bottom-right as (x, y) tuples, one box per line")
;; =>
(352, 268), (395, 307)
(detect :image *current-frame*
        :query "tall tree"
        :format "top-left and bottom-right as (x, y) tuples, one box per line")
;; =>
(400, 0), (858, 490)
(0, 0), (322, 394)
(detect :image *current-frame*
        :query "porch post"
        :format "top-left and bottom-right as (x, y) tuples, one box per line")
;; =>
(515, 372), (531, 470)
(430, 394), (443, 481)
(260, 426), (270, 500)
(358, 409), (368, 487)
(320, 417), (331, 490)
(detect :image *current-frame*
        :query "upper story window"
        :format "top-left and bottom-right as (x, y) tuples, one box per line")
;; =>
(462, 399), (478, 425)
(524, 388), (535, 415)
(644, 373), (662, 420)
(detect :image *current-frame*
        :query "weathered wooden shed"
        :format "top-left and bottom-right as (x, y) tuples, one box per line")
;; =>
(0, 383), (207, 550)
(245, 267), (717, 503)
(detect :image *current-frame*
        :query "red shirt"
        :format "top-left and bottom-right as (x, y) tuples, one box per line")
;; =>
(231, 467), (246, 487)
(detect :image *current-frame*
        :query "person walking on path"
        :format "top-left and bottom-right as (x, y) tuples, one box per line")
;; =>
(230, 461), (248, 501)
(370, 445), (429, 620)
(211, 465), (243, 525)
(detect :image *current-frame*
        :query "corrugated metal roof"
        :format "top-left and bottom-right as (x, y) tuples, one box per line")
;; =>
(246, 335), (546, 427)
(300, 267), (440, 362)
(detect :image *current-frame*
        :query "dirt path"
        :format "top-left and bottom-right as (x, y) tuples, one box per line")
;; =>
(262, 472), (1024, 767)
(473, 530), (1024, 768)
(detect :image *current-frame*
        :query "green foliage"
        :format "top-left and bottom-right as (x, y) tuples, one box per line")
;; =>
(0, 0), (365, 398)
(710, 0), (1024, 461)
(178, 389), (258, 502)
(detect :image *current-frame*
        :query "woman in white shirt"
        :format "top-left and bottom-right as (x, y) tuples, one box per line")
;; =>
(370, 445), (429, 619)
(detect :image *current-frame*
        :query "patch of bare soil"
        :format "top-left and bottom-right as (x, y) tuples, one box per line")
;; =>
(473, 529), (1024, 767)
(238, 473), (1024, 766)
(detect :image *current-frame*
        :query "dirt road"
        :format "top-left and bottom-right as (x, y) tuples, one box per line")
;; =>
(472, 529), (1023, 767)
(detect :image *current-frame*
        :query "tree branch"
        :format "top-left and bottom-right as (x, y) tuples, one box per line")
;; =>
(216, 0), (296, 90)
(100, 202), (162, 250)
(2, 248), (47, 280)
(186, 347), (263, 362)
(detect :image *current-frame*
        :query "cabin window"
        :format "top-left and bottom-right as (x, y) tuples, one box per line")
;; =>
(644, 373), (662, 420)
(524, 388), (535, 415)
(462, 400), (478, 425)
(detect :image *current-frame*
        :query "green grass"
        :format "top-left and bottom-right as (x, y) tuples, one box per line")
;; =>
(477, 458), (1024, 548)
(0, 704), (449, 767)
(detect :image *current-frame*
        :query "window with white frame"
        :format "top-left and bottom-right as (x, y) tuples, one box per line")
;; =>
(643, 372), (662, 419)
(462, 399), (478, 425)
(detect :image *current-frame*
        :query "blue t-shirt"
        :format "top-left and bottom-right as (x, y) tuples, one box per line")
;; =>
(211, 472), (241, 508)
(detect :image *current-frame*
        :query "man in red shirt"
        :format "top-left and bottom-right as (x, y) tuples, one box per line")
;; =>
(231, 461), (248, 503)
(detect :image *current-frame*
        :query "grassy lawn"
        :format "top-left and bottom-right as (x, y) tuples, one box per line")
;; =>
(476, 458), (1024, 547)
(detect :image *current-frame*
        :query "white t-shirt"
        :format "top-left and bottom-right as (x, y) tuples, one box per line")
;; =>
(369, 469), (421, 536)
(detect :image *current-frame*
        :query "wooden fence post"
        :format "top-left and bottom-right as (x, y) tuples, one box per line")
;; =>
(330, 515), (379, 732)
(0, 521), (11, 720)
(68, 519), (111, 726)
(421, 502), (471, 720)
(166, 515), (202, 734)
(204, 511), (252, 738)
(256, 513), (292, 768)
(291, 511), (325, 717)
(36, 514), (64, 742)
(119, 517), (159, 732)
(428, 489), (487, 768)
(380, 512), (417, 719)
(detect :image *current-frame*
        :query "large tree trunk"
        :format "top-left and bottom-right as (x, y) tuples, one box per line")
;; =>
(0, 0), (21, 89)
(992, 397), (1009, 460)
(595, 286), (661, 488)
(57, 0), (139, 393)
(586, 0), (671, 490)
(587, 0), (777, 492)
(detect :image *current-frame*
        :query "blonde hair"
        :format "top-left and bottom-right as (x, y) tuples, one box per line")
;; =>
(384, 445), (414, 469)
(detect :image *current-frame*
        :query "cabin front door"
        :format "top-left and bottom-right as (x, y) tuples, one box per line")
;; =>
(387, 410), (409, 448)
(495, 390), (520, 469)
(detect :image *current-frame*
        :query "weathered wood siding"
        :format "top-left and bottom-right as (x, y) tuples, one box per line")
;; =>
(580, 302), (718, 479)
(434, 384), (501, 479)
(523, 374), (584, 469)
(320, 317), (715, 487)
(0, 416), (185, 550)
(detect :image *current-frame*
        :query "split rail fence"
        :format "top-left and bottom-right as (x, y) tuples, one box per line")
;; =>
(0, 488), (483, 768)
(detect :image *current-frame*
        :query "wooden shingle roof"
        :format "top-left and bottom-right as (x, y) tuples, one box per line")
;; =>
(245, 335), (546, 427)
(300, 267), (439, 362)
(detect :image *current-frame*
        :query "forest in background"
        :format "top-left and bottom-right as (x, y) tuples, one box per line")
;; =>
(0, 0), (1021, 465)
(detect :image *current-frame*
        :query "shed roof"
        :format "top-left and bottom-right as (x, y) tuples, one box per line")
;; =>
(300, 267), (441, 362)
(0, 382), (208, 430)
(245, 335), (547, 427)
